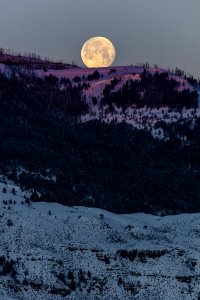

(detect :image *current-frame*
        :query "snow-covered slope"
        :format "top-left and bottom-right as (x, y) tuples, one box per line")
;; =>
(0, 180), (200, 299)
(36, 65), (200, 138)
(0, 61), (198, 140)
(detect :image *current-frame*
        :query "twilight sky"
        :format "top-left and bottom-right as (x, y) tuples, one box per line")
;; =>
(0, 0), (200, 77)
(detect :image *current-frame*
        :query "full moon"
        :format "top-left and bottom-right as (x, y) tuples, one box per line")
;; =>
(81, 37), (116, 68)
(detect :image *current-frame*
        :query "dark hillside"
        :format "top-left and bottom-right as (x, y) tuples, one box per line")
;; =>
(0, 72), (200, 214)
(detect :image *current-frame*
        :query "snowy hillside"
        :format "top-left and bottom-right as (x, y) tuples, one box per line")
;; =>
(0, 179), (200, 300)
(1, 60), (198, 139)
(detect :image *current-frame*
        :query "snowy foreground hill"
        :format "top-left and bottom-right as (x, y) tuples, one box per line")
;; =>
(0, 181), (200, 300)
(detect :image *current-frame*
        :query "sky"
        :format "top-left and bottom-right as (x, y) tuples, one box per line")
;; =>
(0, 0), (200, 77)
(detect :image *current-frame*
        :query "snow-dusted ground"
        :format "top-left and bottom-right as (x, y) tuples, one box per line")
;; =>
(81, 106), (200, 139)
(34, 63), (198, 138)
(1, 62), (199, 140)
(1, 58), (200, 298)
(0, 180), (200, 299)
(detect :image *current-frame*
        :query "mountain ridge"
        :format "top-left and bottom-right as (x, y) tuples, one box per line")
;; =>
(0, 49), (77, 70)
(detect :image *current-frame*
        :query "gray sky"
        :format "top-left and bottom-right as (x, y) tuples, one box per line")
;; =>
(0, 0), (200, 77)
